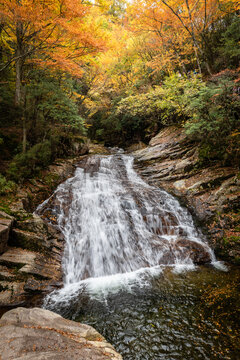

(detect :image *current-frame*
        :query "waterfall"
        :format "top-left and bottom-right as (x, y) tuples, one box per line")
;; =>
(37, 153), (222, 307)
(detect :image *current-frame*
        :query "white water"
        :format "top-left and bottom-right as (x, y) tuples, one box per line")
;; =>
(39, 153), (224, 307)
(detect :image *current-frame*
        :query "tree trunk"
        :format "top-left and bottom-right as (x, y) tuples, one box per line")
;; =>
(22, 116), (27, 153)
(15, 20), (27, 153)
(15, 21), (23, 105)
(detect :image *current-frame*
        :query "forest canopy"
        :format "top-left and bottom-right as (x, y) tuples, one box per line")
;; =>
(0, 0), (239, 185)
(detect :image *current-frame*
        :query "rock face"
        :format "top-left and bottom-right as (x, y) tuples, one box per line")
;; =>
(0, 212), (14, 254)
(133, 126), (240, 263)
(0, 157), (79, 307)
(0, 215), (64, 307)
(0, 307), (122, 360)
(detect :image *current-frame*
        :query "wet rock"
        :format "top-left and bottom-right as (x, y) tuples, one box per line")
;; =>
(175, 239), (212, 264)
(0, 307), (123, 360)
(0, 158), (83, 305)
(133, 126), (240, 263)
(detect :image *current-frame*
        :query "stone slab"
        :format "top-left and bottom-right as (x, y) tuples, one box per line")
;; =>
(0, 247), (36, 267)
(0, 224), (9, 254)
(0, 307), (122, 360)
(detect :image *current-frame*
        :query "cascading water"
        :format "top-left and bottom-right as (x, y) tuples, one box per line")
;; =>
(38, 152), (220, 308)
(35, 152), (239, 360)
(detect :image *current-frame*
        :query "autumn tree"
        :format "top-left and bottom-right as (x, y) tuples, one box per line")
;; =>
(128, 0), (240, 75)
(0, 0), (106, 151)
(0, 0), (105, 104)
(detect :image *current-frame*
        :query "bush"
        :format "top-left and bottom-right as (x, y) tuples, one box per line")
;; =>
(185, 70), (240, 165)
(90, 73), (204, 145)
(8, 141), (53, 183)
(0, 174), (16, 195)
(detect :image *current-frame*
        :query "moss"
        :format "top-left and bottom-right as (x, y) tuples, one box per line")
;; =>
(11, 211), (33, 222)
(43, 173), (61, 190)
(226, 235), (240, 243)
(0, 204), (12, 215)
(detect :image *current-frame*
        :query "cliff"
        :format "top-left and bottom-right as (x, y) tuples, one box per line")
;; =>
(133, 126), (240, 264)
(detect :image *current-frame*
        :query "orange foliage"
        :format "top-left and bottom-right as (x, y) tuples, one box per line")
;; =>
(127, 0), (240, 74)
(0, 0), (107, 76)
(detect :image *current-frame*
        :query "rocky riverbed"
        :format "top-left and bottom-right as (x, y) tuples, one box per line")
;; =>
(0, 158), (76, 309)
(133, 126), (240, 264)
(0, 130), (239, 308)
(0, 144), (111, 309)
(0, 130), (239, 359)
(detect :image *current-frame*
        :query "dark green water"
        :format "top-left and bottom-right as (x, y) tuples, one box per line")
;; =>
(53, 266), (240, 360)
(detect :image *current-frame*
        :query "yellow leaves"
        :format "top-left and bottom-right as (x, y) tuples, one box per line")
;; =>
(73, 92), (83, 99)
(230, 132), (240, 137)
(0, 0), (108, 78)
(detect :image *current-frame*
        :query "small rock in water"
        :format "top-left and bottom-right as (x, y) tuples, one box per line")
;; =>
(175, 239), (212, 264)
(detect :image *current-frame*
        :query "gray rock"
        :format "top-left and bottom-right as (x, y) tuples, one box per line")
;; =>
(0, 247), (61, 281)
(0, 247), (36, 267)
(0, 211), (14, 254)
(11, 228), (48, 253)
(133, 126), (240, 263)
(0, 224), (9, 254)
(0, 307), (122, 360)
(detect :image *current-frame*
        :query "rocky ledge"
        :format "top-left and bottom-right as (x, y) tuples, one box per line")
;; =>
(133, 126), (240, 264)
(0, 307), (122, 360)
(0, 157), (79, 308)
(0, 211), (65, 308)
(0, 143), (111, 308)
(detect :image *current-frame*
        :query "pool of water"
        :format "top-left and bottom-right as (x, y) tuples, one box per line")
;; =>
(49, 265), (240, 360)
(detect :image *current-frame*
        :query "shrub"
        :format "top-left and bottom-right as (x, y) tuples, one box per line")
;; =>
(8, 141), (53, 183)
(0, 174), (16, 195)
(95, 73), (205, 145)
(185, 70), (240, 165)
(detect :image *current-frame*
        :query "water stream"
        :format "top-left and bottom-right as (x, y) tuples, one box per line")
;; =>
(37, 152), (239, 359)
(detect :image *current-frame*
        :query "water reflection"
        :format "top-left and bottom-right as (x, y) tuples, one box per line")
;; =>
(46, 266), (240, 360)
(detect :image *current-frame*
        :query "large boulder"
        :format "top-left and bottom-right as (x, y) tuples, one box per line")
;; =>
(0, 307), (122, 360)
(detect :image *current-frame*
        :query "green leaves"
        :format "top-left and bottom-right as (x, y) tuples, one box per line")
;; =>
(7, 141), (53, 183)
(0, 175), (16, 195)
(184, 71), (240, 165)
(25, 71), (86, 134)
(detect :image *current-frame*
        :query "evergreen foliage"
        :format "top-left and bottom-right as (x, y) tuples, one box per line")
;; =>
(0, 174), (16, 194)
